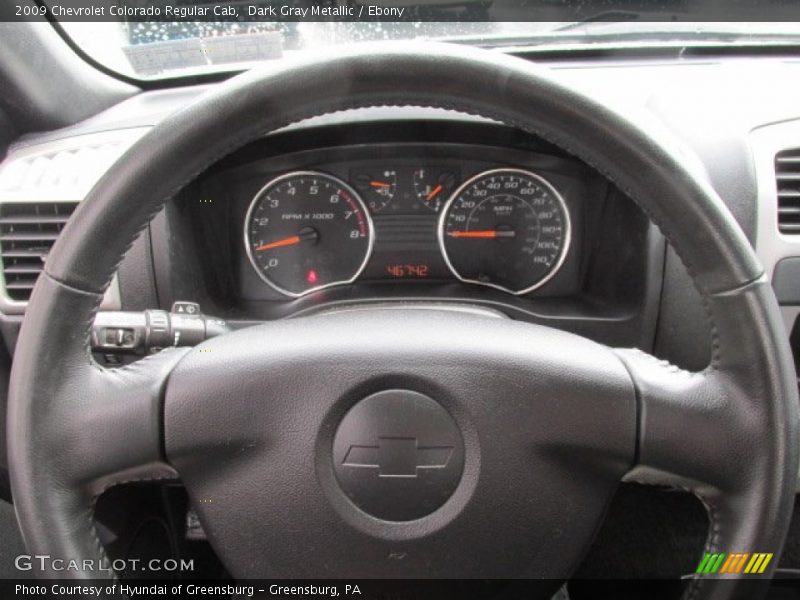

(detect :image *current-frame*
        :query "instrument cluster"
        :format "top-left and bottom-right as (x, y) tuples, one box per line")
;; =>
(228, 147), (581, 298)
(175, 135), (650, 342)
(244, 156), (575, 298)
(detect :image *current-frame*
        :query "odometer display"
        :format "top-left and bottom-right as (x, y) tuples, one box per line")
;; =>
(438, 168), (570, 295)
(245, 171), (373, 296)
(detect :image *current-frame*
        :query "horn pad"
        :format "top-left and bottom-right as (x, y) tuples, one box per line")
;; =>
(333, 389), (465, 521)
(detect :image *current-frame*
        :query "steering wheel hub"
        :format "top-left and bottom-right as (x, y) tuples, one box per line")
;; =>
(332, 389), (465, 521)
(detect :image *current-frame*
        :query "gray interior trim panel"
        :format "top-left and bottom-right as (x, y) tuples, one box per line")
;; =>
(751, 118), (800, 492)
(0, 128), (149, 314)
(753, 118), (800, 286)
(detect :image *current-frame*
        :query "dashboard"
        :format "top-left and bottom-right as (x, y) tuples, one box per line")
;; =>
(1, 53), (800, 496)
(153, 122), (659, 351)
(4, 55), (800, 369)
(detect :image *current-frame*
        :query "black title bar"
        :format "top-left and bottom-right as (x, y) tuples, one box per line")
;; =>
(3, 0), (800, 23)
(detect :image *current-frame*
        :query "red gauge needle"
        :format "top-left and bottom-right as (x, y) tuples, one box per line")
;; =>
(448, 230), (515, 239)
(426, 184), (443, 201)
(370, 181), (391, 188)
(254, 235), (301, 251)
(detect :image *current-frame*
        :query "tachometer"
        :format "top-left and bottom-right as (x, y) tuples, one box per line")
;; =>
(245, 171), (374, 297)
(438, 168), (570, 295)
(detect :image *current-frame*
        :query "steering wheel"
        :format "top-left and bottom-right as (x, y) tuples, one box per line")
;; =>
(7, 43), (798, 599)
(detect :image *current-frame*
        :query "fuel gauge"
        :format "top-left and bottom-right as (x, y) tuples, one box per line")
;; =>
(353, 169), (397, 213)
(413, 168), (456, 212)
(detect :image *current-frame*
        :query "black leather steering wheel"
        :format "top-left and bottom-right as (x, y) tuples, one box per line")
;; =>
(7, 43), (799, 599)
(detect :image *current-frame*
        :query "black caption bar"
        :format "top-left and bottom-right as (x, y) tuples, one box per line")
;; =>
(3, 0), (800, 23)
(5, 578), (800, 600)
(3, 578), (694, 600)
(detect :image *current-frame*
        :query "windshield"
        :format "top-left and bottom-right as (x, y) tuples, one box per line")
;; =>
(58, 16), (800, 81)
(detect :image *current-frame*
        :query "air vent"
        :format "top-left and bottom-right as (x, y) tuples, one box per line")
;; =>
(777, 148), (800, 233)
(0, 202), (77, 302)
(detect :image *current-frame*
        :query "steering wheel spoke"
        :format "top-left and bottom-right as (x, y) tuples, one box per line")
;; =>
(616, 282), (799, 499)
(614, 348), (748, 490)
(71, 348), (190, 489)
(11, 274), (190, 493)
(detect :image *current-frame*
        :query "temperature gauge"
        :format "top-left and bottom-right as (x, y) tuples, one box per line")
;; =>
(413, 168), (456, 212)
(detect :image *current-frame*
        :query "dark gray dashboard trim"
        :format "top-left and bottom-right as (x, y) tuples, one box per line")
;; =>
(0, 20), (137, 132)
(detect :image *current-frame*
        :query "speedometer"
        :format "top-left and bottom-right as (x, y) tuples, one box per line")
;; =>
(438, 168), (570, 295)
(245, 171), (374, 297)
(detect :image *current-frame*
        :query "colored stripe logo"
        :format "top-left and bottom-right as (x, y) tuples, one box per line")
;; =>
(696, 552), (773, 574)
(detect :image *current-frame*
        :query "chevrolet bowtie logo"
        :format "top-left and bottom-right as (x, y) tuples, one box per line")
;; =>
(342, 437), (454, 478)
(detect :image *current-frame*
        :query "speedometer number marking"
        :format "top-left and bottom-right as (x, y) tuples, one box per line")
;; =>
(438, 169), (570, 295)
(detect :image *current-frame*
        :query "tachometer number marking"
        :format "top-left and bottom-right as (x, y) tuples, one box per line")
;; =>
(244, 171), (374, 297)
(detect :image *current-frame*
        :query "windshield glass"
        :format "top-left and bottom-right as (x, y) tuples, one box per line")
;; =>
(59, 17), (800, 81)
